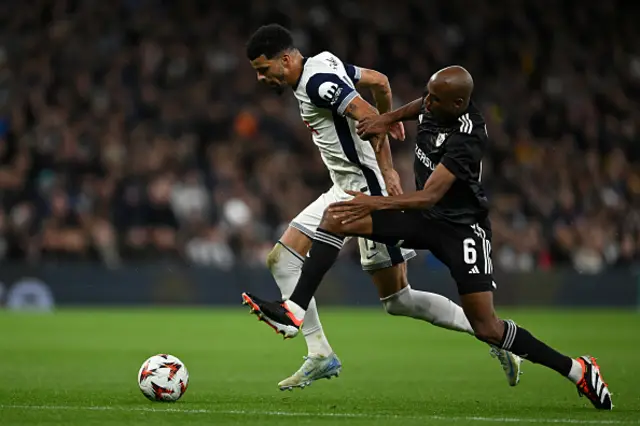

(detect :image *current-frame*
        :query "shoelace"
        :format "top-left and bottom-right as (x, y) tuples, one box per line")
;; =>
(593, 362), (609, 391)
(490, 348), (511, 371)
(577, 360), (609, 400)
(297, 356), (314, 375)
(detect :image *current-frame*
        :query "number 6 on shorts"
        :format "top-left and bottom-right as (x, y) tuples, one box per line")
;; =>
(463, 238), (477, 265)
(463, 236), (492, 274)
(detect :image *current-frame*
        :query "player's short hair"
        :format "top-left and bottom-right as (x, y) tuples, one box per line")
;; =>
(246, 24), (294, 60)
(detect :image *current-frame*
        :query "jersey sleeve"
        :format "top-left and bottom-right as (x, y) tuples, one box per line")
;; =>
(305, 72), (359, 116)
(440, 133), (484, 181)
(344, 64), (361, 84)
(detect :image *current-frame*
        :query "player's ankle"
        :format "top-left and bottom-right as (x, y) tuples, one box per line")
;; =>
(567, 358), (584, 384)
(305, 329), (333, 357)
(285, 300), (306, 321)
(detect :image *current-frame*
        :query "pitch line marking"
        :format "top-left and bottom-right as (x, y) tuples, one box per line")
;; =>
(0, 404), (635, 424)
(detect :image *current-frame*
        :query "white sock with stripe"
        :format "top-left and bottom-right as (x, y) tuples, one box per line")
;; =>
(267, 242), (333, 357)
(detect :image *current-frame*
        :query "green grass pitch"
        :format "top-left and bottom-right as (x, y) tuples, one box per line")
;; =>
(1, 308), (639, 425)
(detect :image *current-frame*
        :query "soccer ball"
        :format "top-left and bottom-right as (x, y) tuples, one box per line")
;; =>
(138, 354), (189, 402)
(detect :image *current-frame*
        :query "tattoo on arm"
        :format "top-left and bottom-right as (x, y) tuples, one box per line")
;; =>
(343, 98), (378, 121)
(343, 102), (360, 120)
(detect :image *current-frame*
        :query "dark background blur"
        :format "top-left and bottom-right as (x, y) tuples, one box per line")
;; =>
(1, 0), (639, 276)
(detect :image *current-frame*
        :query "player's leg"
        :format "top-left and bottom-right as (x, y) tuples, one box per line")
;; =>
(242, 209), (382, 337)
(460, 291), (612, 408)
(444, 224), (612, 409)
(269, 226), (333, 357)
(362, 242), (473, 334)
(283, 209), (383, 318)
(283, 207), (465, 316)
(365, 239), (521, 386)
(242, 209), (433, 337)
(268, 227), (341, 390)
(246, 192), (342, 389)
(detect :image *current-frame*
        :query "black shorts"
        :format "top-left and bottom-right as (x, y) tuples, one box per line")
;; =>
(369, 210), (495, 295)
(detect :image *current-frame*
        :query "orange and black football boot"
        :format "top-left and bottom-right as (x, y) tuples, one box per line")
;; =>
(575, 356), (613, 410)
(242, 292), (303, 339)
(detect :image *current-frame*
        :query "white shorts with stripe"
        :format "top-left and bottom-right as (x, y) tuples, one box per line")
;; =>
(291, 185), (417, 271)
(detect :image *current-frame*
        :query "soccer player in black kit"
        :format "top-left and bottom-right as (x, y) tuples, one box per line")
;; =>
(242, 66), (613, 410)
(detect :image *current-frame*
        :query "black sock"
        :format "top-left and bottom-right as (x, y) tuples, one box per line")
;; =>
(289, 228), (344, 310)
(501, 320), (573, 377)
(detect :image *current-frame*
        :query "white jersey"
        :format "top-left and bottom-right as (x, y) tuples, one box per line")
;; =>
(289, 52), (417, 271)
(293, 51), (388, 197)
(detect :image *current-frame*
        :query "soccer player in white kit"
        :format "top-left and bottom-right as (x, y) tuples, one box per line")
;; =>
(245, 24), (522, 390)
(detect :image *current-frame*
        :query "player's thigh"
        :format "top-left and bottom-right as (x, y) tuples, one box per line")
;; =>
(429, 222), (496, 296)
(289, 191), (329, 240)
(290, 186), (353, 244)
(368, 210), (437, 249)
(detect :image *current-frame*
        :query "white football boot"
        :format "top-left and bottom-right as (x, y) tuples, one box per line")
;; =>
(278, 353), (342, 391)
(490, 347), (523, 386)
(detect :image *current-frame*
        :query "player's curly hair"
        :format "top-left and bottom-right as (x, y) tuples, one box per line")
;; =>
(246, 24), (294, 60)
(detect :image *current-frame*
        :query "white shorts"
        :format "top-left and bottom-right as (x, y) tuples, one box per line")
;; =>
(290, 185), (417, 271)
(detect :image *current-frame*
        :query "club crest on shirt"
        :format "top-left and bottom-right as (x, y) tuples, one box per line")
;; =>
(435, 133), (447, 147)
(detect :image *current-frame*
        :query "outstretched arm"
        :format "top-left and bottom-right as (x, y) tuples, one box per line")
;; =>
(356, 97), (423, 140)
(375, 163), (456, 210)
(385, 97), (423, 122)
(327, 164), (457, 224)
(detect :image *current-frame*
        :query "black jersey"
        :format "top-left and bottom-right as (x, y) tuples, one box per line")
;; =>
(413, 100), (490, 226)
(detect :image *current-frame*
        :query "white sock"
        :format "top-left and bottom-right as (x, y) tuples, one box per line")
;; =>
(283, 299), (306, 322)
(567, 359), (583, 383)
(268, 242), (333, 356)
(381, 285), (474, 334)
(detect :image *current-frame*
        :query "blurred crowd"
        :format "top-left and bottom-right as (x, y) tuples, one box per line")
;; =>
(0, 0), (638, 273)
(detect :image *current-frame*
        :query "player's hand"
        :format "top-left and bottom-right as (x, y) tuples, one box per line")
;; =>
(328, 190), (379, 225)
(382, 169), (403, 196)
(357, 114), (393, 140)
(388, 122), (405, 141)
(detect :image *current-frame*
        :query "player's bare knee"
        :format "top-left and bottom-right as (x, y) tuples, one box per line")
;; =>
(471, 319), (504, 345)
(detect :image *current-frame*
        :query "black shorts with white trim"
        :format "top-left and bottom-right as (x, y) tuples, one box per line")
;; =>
(368, 210), (495, 295)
